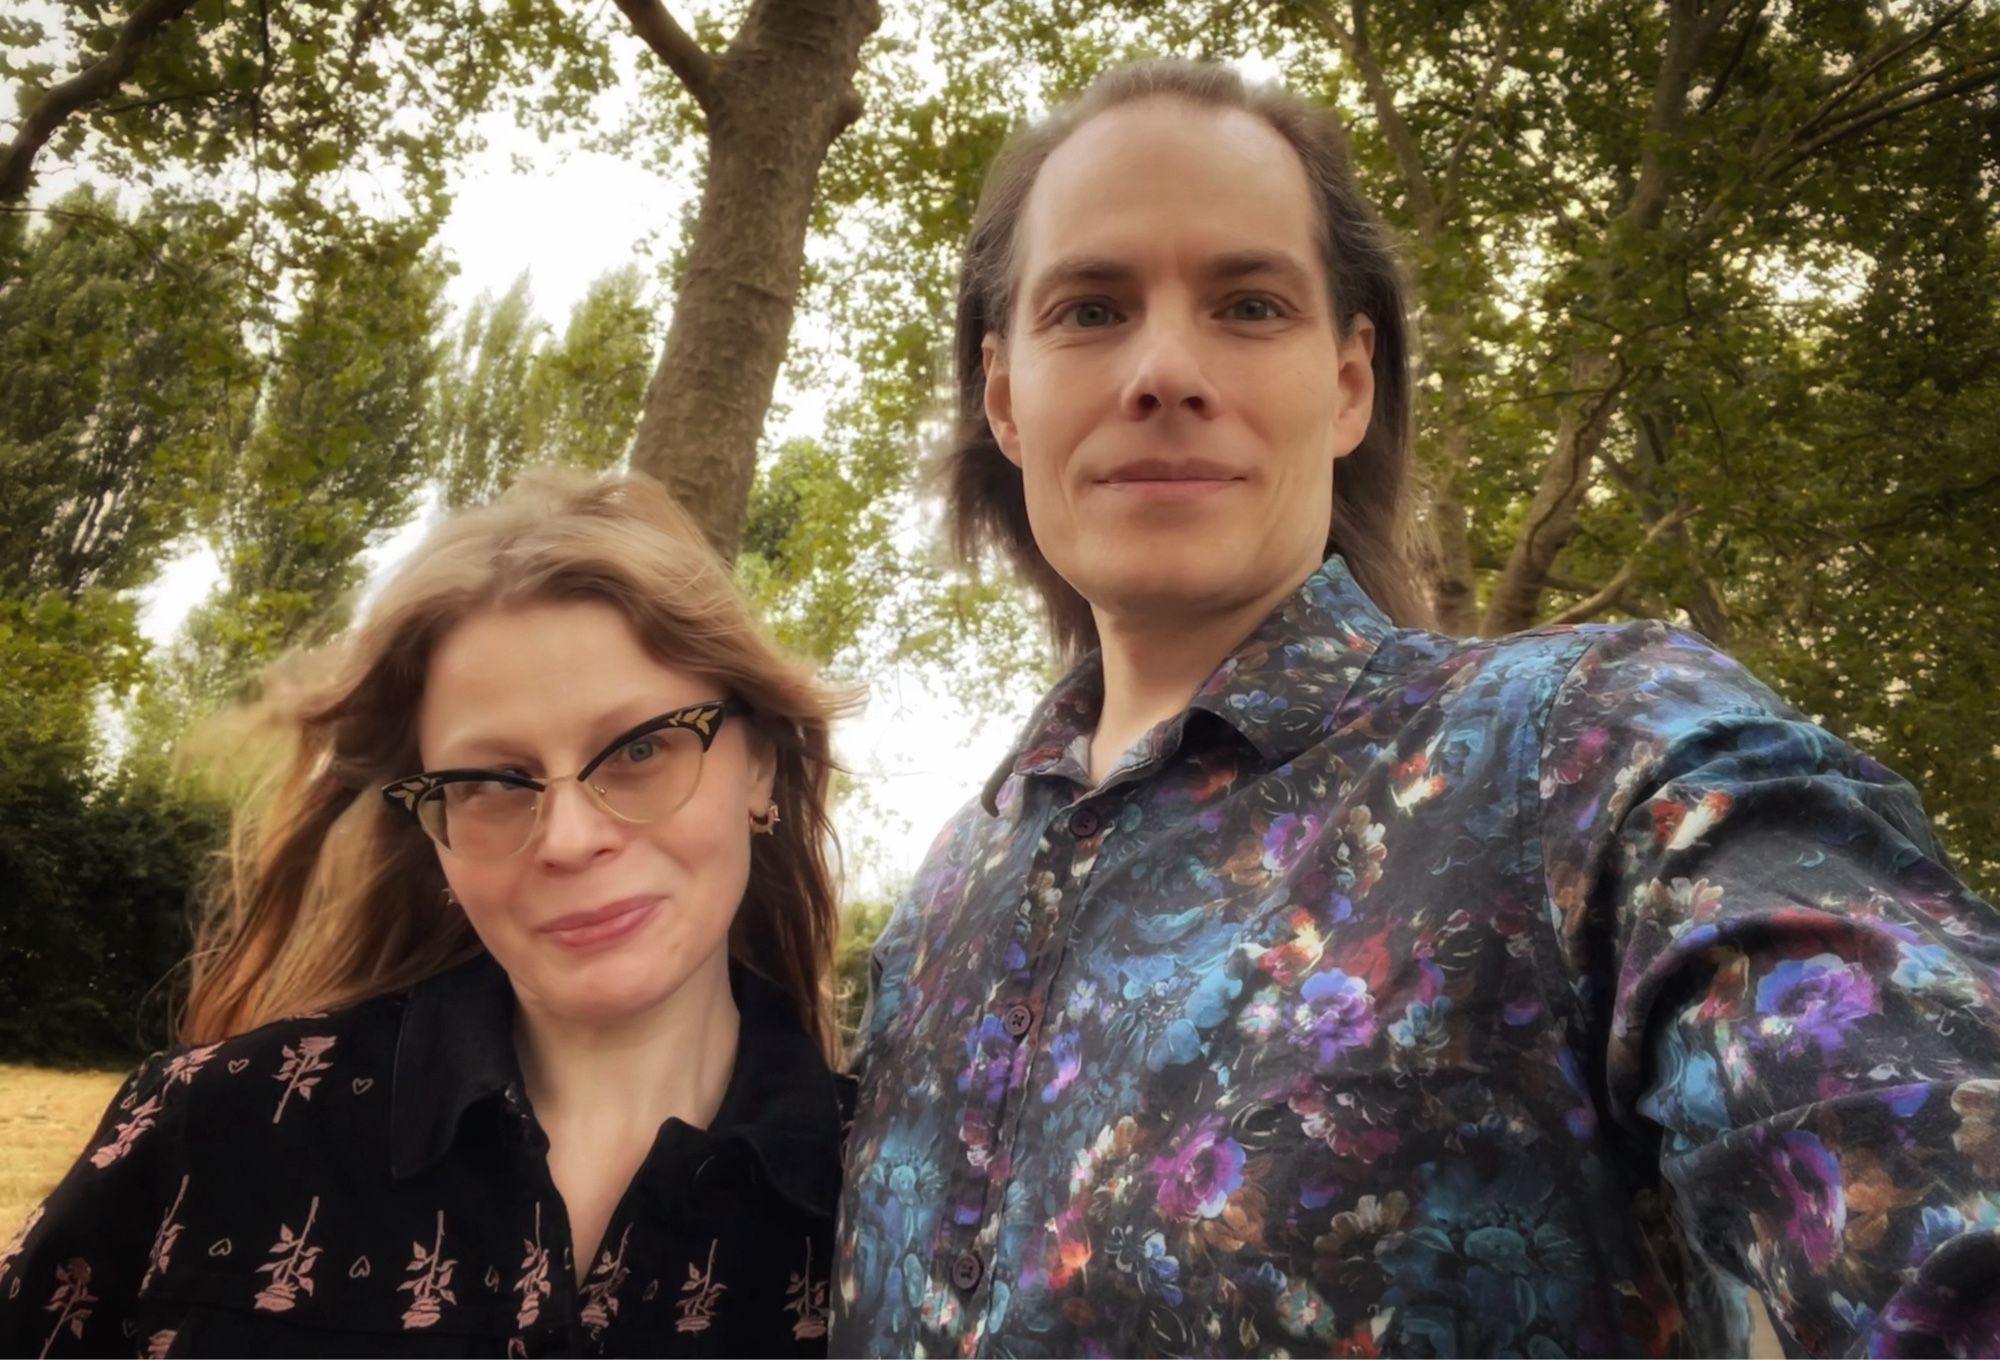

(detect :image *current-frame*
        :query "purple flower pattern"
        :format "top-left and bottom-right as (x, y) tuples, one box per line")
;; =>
(838, 558), (2000, 1359)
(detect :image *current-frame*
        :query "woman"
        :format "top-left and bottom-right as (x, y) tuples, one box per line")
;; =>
(0, 471), (851, 1357)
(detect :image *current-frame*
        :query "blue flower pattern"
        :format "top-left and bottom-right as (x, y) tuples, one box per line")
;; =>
(834, 559), (2000, 1358)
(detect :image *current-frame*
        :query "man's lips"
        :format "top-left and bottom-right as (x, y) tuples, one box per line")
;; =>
(1095, 457), (1244, 484)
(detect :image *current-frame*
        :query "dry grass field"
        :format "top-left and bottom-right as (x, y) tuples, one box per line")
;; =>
(1, 1062), (126, 1240)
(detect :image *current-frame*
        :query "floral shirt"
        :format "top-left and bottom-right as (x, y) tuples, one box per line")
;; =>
(834, 557), (2000, 1359)
(0, 953), (844, 1358)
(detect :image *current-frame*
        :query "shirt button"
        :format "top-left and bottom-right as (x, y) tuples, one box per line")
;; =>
(949, 1250), (983, 1292)
(1068, 806), (1101, 837)
(1002, 1003), (1033, 1039)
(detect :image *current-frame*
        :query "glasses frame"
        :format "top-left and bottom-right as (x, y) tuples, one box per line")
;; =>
(381, 697), (748, 858)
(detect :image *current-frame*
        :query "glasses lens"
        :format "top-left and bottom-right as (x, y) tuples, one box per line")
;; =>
(419, 780), (540, 860)
(588, 725), (705, 822)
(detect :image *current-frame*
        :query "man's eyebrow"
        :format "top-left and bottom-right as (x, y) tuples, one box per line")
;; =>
(1022, 250), (1319, 312)
(1207, 249), (1317, 290)
(1022, 256), (1138, 311)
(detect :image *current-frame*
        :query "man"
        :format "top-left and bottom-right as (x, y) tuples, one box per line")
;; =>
(834, 60), (2000, 1358)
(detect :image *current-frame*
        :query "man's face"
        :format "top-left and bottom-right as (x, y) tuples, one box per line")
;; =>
(984, 99), (1375, 635)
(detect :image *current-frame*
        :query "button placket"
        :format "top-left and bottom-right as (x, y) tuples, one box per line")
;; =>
(930, 799), (1075, 1336)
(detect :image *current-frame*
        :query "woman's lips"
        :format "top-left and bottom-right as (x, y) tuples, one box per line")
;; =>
(539, 896), (659, 951)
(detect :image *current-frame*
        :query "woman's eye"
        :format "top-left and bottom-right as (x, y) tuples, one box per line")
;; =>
(1226, 296), (1282, 322)
(1059, 300), (1120, 329)
(619, 737), (659, 765)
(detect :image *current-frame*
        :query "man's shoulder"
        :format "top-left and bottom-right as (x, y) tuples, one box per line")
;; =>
(1368, 618), (1767, 712)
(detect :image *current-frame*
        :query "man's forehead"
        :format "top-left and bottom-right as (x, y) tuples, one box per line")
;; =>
(1013, 100), (1322, 283)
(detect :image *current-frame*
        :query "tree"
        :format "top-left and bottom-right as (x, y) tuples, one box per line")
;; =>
(0, 186), (256, 599)
(432, 268), (657, 509)
(170, 222), (445, 704)
(616, 0), (882, 561)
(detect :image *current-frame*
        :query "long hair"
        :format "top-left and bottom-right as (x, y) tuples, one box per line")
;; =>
(182, 470), (851, 1058)
(946, 60), (1431, 660)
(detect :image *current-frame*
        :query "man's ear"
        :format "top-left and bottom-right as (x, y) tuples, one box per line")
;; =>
(1331, 314), (1377, 461)
(982, 333), (1024, 468)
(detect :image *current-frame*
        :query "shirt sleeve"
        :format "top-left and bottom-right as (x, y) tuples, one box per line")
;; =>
(849, 877), (921, 1085)
(1538, 622), (2000, 1359)
(0, 1055), (175, 1358)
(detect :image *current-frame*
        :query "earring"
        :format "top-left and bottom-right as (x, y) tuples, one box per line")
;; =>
(441, 886), (460, 908)
(750, 802), (781, 834)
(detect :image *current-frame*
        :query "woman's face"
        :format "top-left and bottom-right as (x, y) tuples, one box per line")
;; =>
(416, 599), (773, 1025)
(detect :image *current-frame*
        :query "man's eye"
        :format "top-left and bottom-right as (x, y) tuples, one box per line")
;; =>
(1226, 296), (1282, 322)
(1059, 300), (1120, 329)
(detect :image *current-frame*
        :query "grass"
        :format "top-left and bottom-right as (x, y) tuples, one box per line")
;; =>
(0, 1062), (127, 1240)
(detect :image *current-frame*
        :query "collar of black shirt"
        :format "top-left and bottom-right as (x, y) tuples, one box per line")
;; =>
(981, 554), (1397, 813)
(388, 950), (844, 1218)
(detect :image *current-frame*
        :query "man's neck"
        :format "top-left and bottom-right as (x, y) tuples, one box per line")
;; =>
(1088, 565), (1314, 787)
(513, 948), (739, 1142)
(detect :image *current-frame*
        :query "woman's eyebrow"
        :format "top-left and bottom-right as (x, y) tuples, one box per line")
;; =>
(428, 701), (689, 771)
(424, 735), (539, 770)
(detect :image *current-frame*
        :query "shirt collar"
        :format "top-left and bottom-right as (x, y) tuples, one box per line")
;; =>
(982, 556), (1394, 812)
(390, 951), (845, 1218)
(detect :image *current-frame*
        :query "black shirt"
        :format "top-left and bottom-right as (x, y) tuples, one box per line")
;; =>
(0, 954), (845, 1357)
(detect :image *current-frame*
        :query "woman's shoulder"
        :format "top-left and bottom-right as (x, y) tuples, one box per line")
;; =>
(90, 989), (410, 1170)
(167, 987), (405, 1095)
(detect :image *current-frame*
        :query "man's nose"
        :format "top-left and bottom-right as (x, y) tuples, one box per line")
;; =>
(1119, 314), (1217, 419)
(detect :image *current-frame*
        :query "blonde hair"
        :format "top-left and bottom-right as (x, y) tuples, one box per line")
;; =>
(183, 469), (850, 1056)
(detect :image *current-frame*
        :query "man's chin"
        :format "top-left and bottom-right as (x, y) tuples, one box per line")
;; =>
(1064, 548), (1280, 620)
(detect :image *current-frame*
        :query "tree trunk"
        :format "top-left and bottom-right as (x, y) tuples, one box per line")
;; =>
(1475, 3), (1732, 633)
(626, 0), (880, 561)
(1421, 428), (1479, 635)
(1480, 349), (1623, 634)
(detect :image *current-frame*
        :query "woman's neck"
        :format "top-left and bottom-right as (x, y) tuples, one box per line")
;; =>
(512, 948), (740, 1141)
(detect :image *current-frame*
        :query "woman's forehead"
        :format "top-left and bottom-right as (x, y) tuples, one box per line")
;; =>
(418, 601), (713, 757)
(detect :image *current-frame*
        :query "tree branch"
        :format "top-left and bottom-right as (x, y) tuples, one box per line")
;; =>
(98, 86), (229, 117)
(611, 0), (716, 107)
(1543, 505), (1694, 626)
(1793, 0), (1976, 140)
(1438, 11), (1517, 220)
(1625, 0), (1737, 232)
(0, 0), (202, 203)
(1694, 0), (1768, 116)
(1772, 56), (2000, 176)
(1292, 0), (1440, 233)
